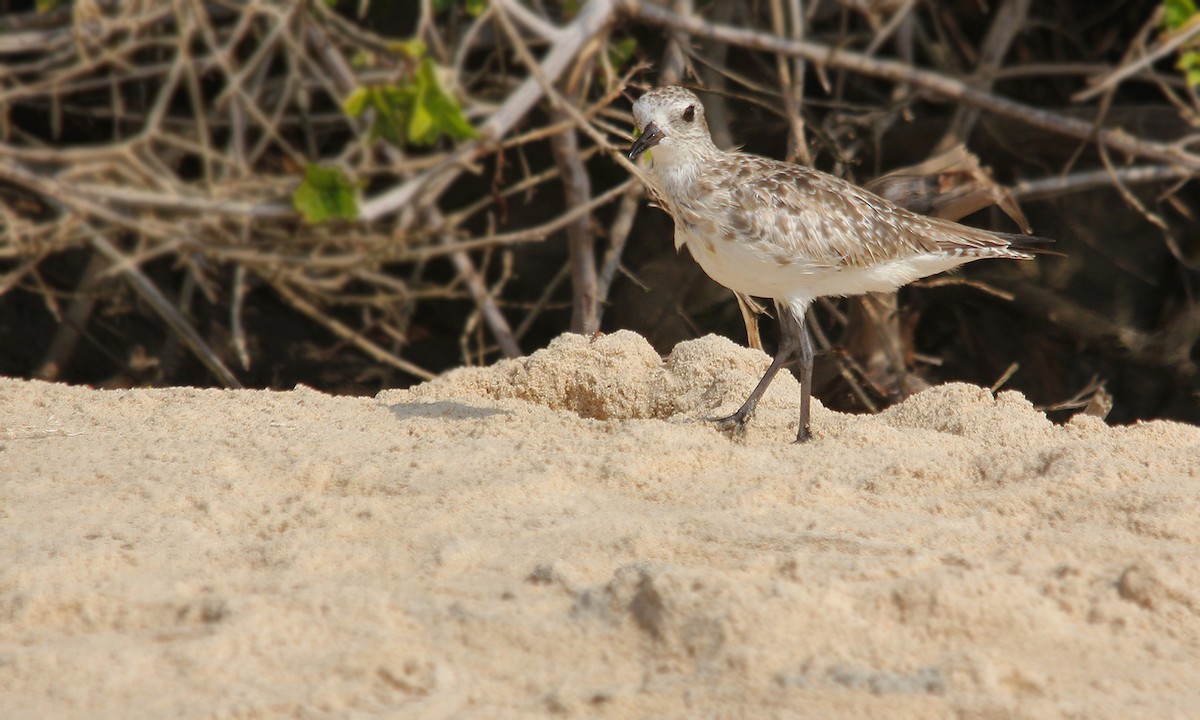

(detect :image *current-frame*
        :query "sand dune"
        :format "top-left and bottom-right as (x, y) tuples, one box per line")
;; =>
(3, 330), (1198, 718)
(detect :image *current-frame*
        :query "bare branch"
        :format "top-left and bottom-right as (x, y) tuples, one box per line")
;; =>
(625, 1), (1200, 173)
(360, 0), (622, 221)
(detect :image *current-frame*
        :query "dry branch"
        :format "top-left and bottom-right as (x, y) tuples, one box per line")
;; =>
(626, 1), (1200, 173)
(0, 0), (1195, 422)
(359, 0), (623, 222)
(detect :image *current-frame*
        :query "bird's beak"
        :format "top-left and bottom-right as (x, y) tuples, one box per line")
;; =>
(628, 122), (664, 161)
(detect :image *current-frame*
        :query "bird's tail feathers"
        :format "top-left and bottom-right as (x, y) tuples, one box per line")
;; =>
(991, 231), (1064, 257)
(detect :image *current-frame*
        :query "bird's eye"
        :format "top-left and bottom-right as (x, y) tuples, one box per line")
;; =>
(682, 105), (695, 123)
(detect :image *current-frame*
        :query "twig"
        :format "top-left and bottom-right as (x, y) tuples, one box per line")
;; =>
(989, 362), (1019, 392)
(659, 0), (691, 84)
(515, 262), (572, 341)
(445, 230), (523, 359)
(1010, 164), (1195, 201)
(1074, 11), (1200, 102)
(1005, 281), (1154, 357)
(400, 179), (637, 261)
(33, 249), (106, 381)
(864, 0), (917, 57)
(769, 0), (809, 163)
(549, 106), (600, 334)
(71, 183), (295, 219)
(1037, 375), (1109, 414)
(231, 263), (251, 370)
(596, 184), (641, 317)
(735, 293), (764, 351)
(938, 0), (1032, 148)
(1098, 142), (1169, 231)
(806, 308), (879, 413)
(914, 276), (1016, 302)
(268, 275), (436, 381)
(90, 234), (243, 388)
(497, 0), (567, 43)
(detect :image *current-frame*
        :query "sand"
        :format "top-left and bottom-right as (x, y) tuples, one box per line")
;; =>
(2, 330), (1199, 718)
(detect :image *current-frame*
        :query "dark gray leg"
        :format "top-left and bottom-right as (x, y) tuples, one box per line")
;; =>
(713, 300), (811, 437)
(711, 336), (796, 429)
(793, 312), (814, 443)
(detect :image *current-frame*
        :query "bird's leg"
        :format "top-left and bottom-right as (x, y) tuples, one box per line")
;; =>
(711, 308), (799, 431)
(792, 314), (815, 443)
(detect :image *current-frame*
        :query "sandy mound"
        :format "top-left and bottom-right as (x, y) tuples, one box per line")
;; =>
(2, 330), (1198, 718)
(401, 329), (795, 421)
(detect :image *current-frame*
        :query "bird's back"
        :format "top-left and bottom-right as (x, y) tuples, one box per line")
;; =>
(720, 153), (1032, 268)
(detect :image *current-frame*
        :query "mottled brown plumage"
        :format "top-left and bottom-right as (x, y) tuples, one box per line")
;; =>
(627, 85), (1041, 442)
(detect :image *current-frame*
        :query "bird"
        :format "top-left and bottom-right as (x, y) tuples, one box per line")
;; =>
(627, 85), (1048, 443)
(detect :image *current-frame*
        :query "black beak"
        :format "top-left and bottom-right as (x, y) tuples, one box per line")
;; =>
(628, 122), (664, 161)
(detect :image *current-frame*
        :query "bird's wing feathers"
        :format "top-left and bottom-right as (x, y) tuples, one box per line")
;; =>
(725, 154), (1025, 268)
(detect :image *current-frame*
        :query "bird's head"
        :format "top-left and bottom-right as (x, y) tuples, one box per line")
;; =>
(628, 86), (715, 164)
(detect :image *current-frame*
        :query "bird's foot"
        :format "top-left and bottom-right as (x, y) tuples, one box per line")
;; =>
(709, 408), (752, 434)
(793, 424), (812, 444)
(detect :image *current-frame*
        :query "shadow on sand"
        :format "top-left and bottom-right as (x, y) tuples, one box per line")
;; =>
(385, 401), (509, 421)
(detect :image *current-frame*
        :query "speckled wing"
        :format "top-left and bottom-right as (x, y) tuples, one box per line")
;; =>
(725, 155), (1027, 268)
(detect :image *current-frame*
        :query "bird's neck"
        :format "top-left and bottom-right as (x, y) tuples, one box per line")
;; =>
(650, 144), (722, 201)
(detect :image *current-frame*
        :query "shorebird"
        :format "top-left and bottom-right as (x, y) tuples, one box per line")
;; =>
(628, 86), (1046, 443)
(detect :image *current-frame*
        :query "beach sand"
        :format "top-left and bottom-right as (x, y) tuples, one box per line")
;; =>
(2, 330), (1198, 718)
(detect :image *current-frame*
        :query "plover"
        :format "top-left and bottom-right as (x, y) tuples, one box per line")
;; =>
(628, 85), (1046, 442)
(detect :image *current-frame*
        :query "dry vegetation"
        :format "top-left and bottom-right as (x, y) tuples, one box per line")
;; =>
(0, 0), (1197, 423)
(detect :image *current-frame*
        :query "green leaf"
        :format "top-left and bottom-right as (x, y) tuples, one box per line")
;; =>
(432, 0), (485, 15)
(341, 52), (477, 148)
(1179, 50), (1200, 87)
(350, 50), (376, 69)
(343, 87), (370, 117)
(1164, 0), (1198, 29)
(608, 37), (638, 71)
(376, 86), (413, 146)
(408, 91), (436, 145)
(36, 0), (60, 12)
(293, 165), (358, 223)
(391, 39), (427, 59)
(410, 58), (479, 145)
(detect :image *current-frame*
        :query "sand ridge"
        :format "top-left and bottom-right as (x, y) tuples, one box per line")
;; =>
(2, 330), (1199, 718)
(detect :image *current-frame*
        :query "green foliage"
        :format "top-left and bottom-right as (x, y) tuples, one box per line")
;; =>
(292, 165), (359, 223)
(343, 51), (478, 147)
(1163, 0), (1200, 86)
(1178, 52), (1200, 87)
(36, 0), (60, 12)
(344, 85), (409, 146)
(432, 0), (486, 16)
(1164, 0), (1197, 28)
(392, 39), (427, 59)
(607, 36), (638, 71)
